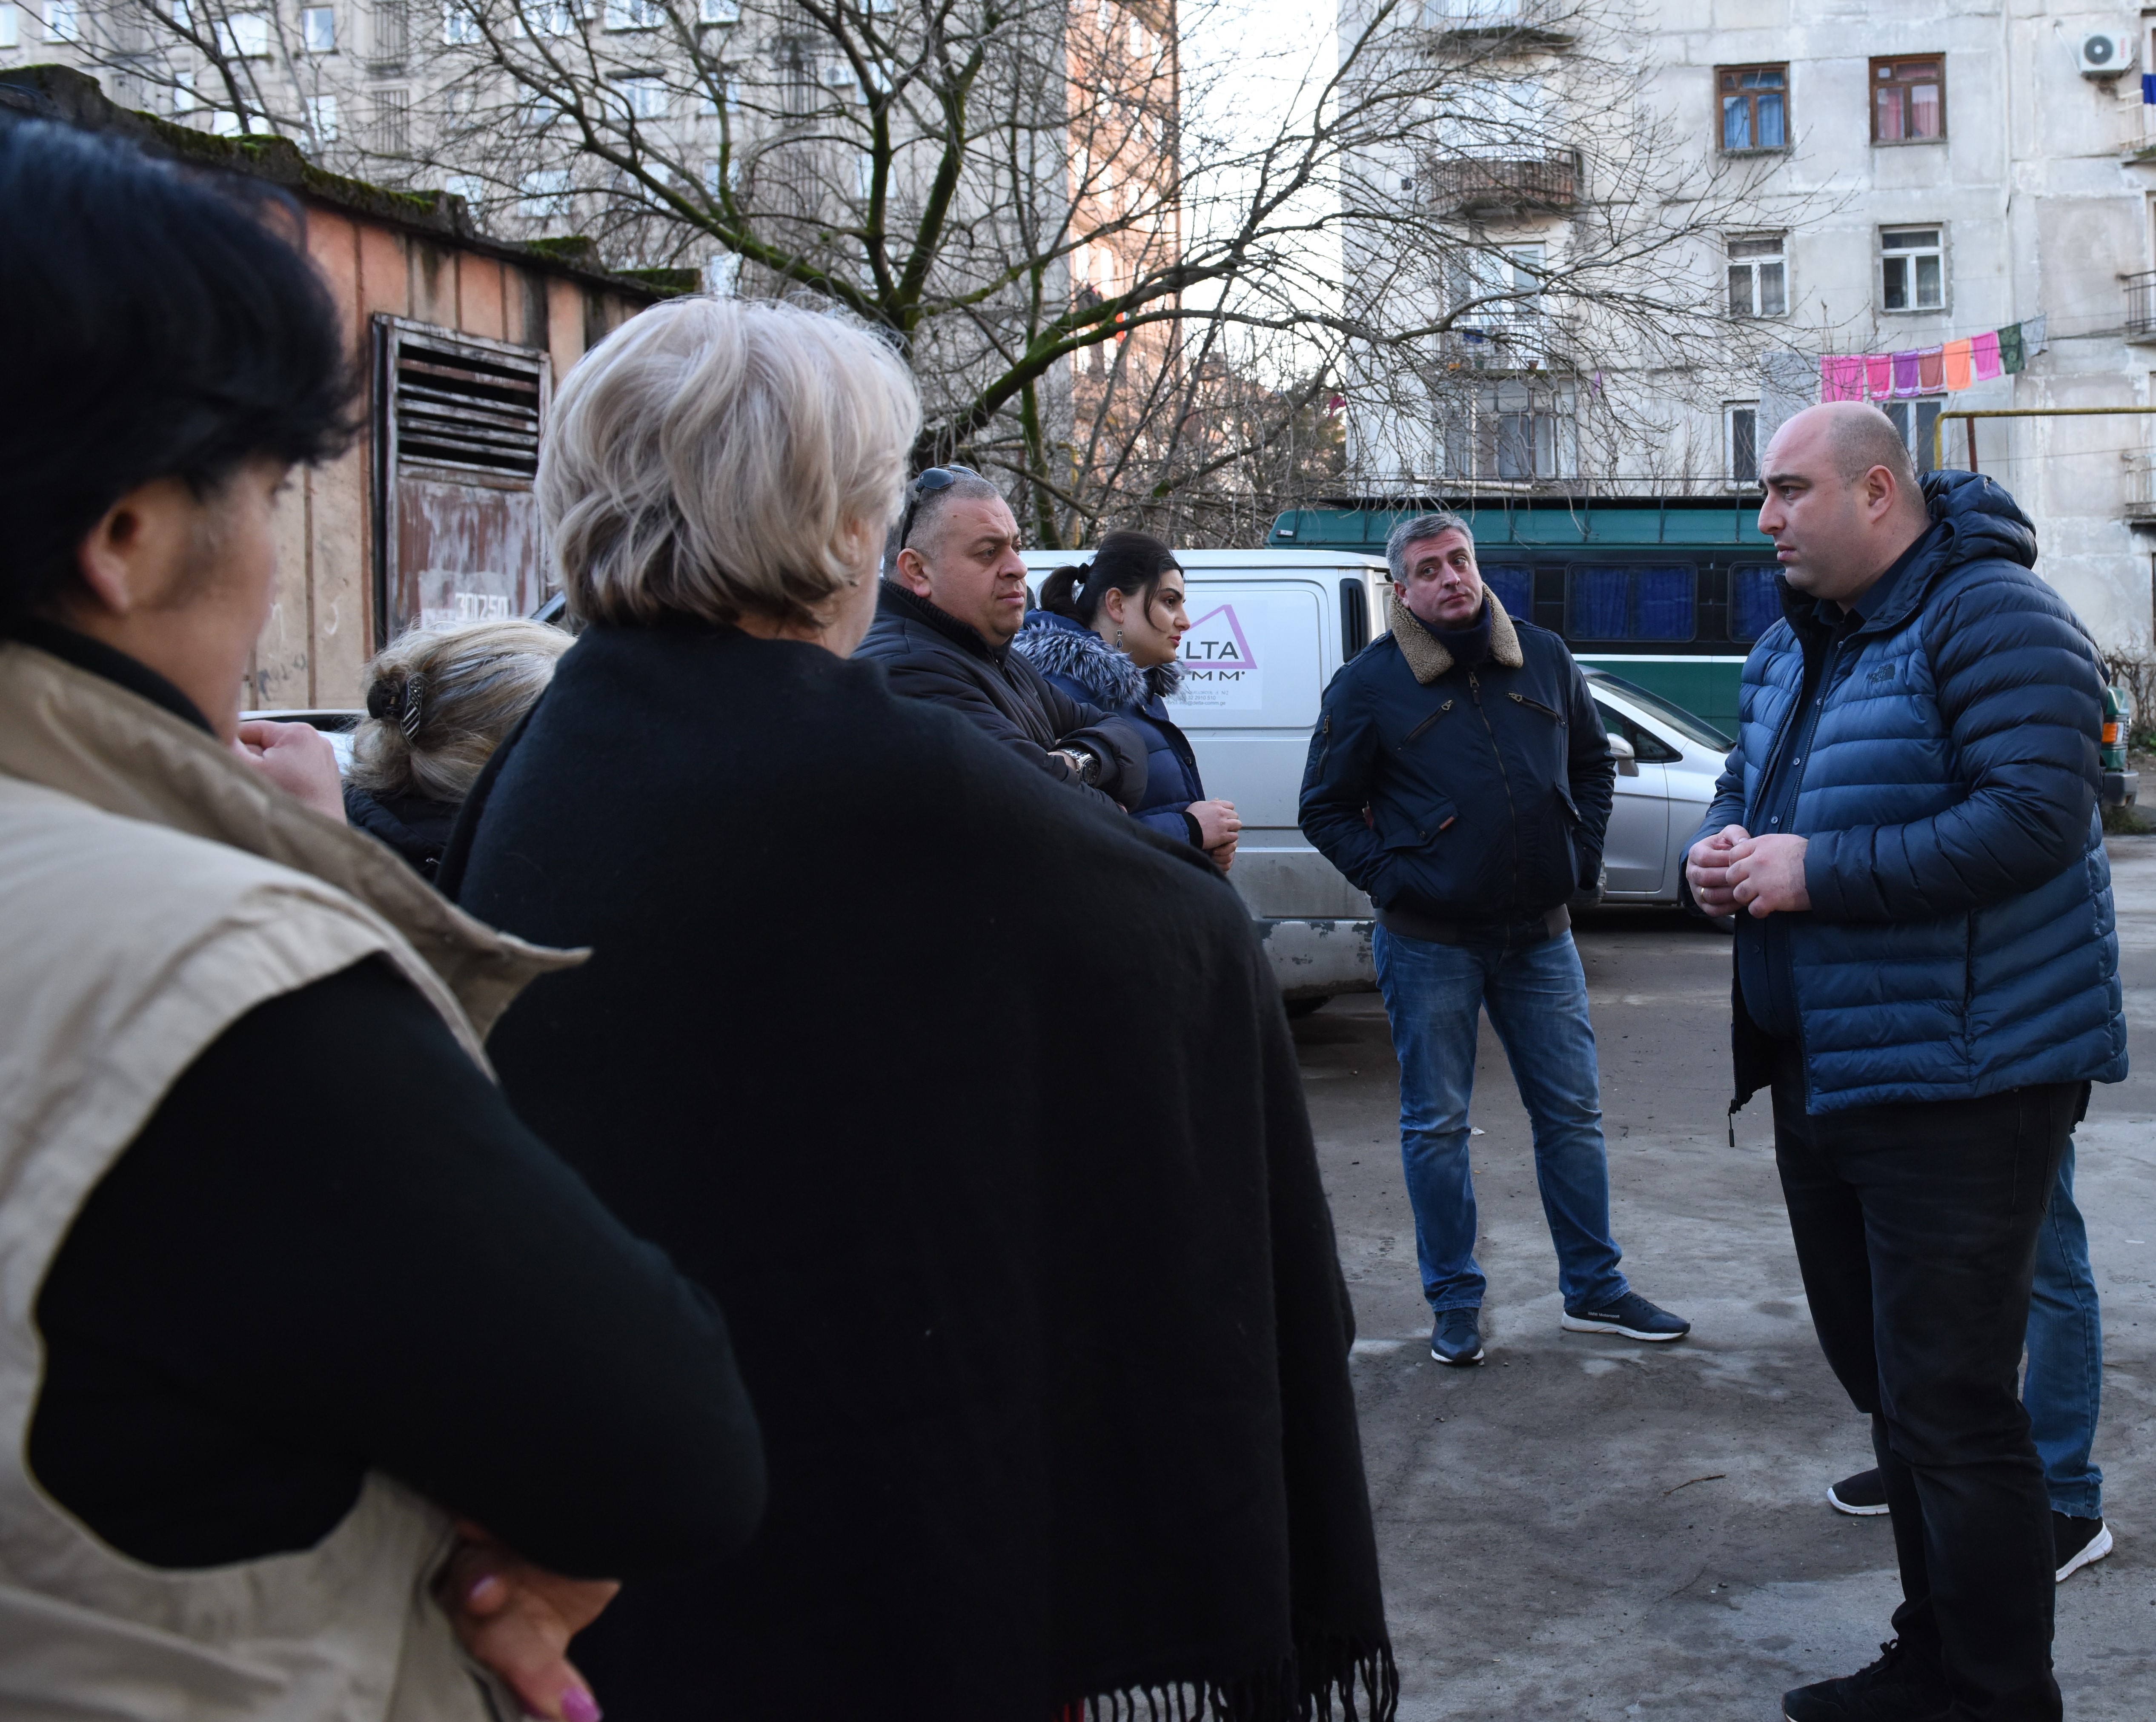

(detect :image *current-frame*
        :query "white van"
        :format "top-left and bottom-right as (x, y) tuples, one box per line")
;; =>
(1022, 549), (1393, 1008)
(1021, 549), (1729, 1006)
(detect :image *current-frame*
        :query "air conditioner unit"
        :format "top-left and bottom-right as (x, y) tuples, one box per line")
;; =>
(2077, 29), (2135, 76)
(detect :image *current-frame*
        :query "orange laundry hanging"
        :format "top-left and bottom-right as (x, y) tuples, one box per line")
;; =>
(1942, 338), (1973, 391)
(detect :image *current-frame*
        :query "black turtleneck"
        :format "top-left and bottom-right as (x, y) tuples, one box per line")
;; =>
(23, 633), (766, 1578)
(1430, 596), (1495, 670)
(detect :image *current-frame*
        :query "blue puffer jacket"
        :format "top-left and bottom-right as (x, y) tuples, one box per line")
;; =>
(1011, 609), (1208, 845)
(1693, 470), (2127, 1115)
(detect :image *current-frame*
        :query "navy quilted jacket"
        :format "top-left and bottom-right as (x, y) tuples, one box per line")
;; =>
(1692, 470), (2127, 1115)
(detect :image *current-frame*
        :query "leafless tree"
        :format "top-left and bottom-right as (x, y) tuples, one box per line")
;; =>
(56, 0), (1836, 539)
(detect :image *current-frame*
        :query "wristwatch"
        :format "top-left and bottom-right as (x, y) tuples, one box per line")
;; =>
(1051, 746), (1102, 785)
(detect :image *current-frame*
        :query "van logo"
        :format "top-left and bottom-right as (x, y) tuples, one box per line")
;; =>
(1168, 604), (1264, 710)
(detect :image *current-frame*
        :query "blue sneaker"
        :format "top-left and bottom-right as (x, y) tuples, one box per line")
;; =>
(1560, 1292), (1689, 1343)
(1430, 1308), (1484, 1366)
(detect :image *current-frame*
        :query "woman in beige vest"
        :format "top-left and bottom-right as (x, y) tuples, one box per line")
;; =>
(0, 122), (766, 1721)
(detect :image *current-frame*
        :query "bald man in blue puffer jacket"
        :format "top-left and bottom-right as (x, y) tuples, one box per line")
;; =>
(1685, 403), (2125, 1722)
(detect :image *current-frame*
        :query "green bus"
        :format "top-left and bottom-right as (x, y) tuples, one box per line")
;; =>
(1266, 495), (1777, 736)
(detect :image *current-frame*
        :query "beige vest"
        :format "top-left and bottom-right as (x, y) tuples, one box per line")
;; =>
(0, 641), (580, 1721)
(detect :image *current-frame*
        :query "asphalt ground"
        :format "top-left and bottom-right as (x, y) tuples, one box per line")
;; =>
(1293, 838), (2156, 1720)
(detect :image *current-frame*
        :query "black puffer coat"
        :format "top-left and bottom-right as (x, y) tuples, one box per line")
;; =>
(857, 582), (1147, 813)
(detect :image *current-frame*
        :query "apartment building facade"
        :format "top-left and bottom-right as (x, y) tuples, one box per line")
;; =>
(1342, 0), (2156, 660)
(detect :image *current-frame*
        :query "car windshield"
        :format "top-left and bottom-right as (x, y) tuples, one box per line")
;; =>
(1585, 672), (1734, 751)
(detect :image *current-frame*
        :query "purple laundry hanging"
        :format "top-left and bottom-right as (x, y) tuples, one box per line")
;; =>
(1892, 351), (1921, 397)
(1971, 330), (2001, 380)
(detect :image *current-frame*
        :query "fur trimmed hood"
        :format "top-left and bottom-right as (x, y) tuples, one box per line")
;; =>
(1012, 608), (1182, 709)
(1386, 587), (1524, 686)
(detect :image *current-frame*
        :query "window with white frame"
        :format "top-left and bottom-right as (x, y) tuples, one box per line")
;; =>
(1884, 399), (1944, 474)
(301, 5), (335, 48)
(43, 0), (78, 39)
(697, 0), (736, 20)
(616, 72), (667, 116)
(519, 168), (573, 218)
(1727, 234), (1785, 318)
(604, 0), (660, 28)
(443, 2), (478, 40)
(172, 69), (198, 109)
(1727, 402), (1760, 484)
(304, 91), (339, 139)
(442, 172), (486, 207)
(372, 86), (409, 150)
(1, 3), (23, 46)
(215, 10), (269, 53)
(1881, 226), (1943, 312)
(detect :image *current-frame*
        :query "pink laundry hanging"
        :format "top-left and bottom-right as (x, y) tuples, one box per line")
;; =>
(1917, 347), (1944, 392)
(1941, 339), (1973, 391)
(1892, 351), (1921, 396)
(1821, 355), (1866, 402)
(1865, 354), (1893, 399)
(1971, 330), (2001, 380)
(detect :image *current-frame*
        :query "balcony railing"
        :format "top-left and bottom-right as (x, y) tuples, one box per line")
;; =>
(2125, 269), (2156, 342)
(1422, 0), (1577, 43)
(2123, 452), (2156, 524)
(1426, 152), (1581, 217)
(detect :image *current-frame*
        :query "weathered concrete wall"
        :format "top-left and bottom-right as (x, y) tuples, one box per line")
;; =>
(247, 205), (651, 708)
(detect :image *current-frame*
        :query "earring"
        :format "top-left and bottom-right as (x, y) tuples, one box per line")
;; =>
(1114, 628), (1125, 649)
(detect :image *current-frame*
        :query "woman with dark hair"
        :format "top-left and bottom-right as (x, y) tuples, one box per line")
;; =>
(1014, 530), (1241, 869)
(0, 120), (763, 1722)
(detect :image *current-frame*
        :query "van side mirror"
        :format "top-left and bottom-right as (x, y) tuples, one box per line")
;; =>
(1608, 733), (1640, 777)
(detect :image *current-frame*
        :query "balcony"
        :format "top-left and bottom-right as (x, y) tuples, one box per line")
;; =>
(2124, 452), (2156, 524)
(2125, 269), (2156, 343)
(1422, 0), (1577, 46)
(1426, 151), (1581, 218)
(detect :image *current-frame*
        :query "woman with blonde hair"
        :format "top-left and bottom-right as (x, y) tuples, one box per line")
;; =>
(446, 294), (1396, 1722)
(344, 618), (569, 877)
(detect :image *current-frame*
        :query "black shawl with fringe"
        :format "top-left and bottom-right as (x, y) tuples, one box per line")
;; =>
(445, 621), (1397, 1722)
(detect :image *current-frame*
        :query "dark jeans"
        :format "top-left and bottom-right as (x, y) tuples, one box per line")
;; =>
(1770, 1043), (2081, 1722)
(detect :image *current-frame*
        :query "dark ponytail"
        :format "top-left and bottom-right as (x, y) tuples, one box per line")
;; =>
(1037, 530), (1180, 626)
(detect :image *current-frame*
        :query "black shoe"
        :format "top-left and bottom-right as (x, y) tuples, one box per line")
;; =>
(1828, 1467), (1890, 1517)
(1429, 1308), (1483, 1366)
(2054, 1512), (2112, 1582)
(1782, 1639), (1950, 1722)
(1560, 1291), (1690, 1342)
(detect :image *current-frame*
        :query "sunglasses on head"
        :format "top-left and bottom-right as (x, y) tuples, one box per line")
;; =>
(898, 464), (979, 550)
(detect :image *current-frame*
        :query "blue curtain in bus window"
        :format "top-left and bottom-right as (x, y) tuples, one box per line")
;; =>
(1728, 564), (1781, 642)
(1568, 566), (1629, 639)
(1633, 566), (1694, 640)
(1481, 564), (1533, 621)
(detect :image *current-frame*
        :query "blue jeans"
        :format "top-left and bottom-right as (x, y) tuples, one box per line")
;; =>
(1372, 923), (1629, 1313)
(2027, 1144), (2103, 1518)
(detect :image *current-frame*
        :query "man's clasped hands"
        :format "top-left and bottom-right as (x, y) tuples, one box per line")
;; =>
(1684, 828), (1811, 918)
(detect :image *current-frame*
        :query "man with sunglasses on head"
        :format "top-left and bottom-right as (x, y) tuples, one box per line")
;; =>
(858, 466), (1147, 812)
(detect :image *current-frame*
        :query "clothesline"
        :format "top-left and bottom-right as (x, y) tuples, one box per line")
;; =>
(1811, 315), (2048, 404)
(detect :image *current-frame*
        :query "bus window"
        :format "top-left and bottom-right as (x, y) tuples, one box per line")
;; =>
(1564, 564), (1696, 642)
(1480, 563), (1533, 621)
(1728, 563), (1781, 642)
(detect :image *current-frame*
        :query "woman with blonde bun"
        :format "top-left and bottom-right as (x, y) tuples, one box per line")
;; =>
(345, 618), (569, 878)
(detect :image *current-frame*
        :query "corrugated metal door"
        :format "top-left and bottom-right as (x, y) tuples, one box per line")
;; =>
(372, 316), (553, 645)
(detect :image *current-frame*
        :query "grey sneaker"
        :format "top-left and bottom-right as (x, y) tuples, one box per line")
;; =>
(1430, 1308), (1484, 1366)
(1560, 1291), (1690, 1342)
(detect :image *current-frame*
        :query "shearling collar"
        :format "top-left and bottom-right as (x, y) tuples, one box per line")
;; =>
(1387, 588), (1525, 686)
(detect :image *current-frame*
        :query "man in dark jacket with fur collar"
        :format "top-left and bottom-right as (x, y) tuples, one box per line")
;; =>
(858, 468), (1145, 815)
(1300, 511), (1690, 1372)
(1686, 404), (2125, 1722)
